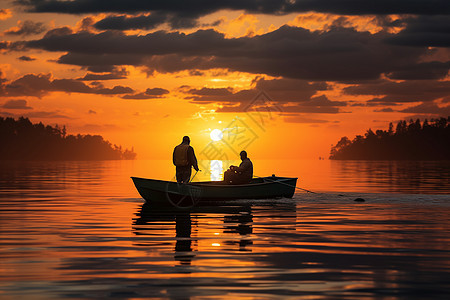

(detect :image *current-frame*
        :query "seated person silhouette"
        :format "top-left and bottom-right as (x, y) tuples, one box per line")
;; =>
(223, 151), (253, 184)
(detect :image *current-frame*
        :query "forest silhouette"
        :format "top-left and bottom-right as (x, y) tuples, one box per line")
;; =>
(330, 117), (450, 160)
(0, 117), (136, 160)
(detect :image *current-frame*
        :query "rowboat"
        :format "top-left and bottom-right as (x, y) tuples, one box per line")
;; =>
(131, 175), (298, 208)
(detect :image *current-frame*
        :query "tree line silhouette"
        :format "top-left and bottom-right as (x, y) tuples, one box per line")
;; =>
(0, 117), (136, 160)
(330, 117), (450, 160)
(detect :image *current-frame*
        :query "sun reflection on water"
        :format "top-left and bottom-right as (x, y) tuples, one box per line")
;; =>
(210, 160), (224, 181)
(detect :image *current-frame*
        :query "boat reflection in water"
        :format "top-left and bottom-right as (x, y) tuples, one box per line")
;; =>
(132, 203), (267, 265)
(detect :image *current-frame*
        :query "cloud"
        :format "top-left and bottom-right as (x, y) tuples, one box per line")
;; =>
(254, 78), (329, 102)
(185, 87), (263, 108)
(4, 20), (47, 36)
(281, 114), (332, 123)
(21, 25), (435, 82)
(94, 13), (166, 31)
(184, 78), (345, 113)
(0, 8), (12, 20)
(0, 41), (9, 50)
(399, 102), (450, 115)
(184, 87), (235, 103)
(78, 67), (128, 81)
(185, 78), (328, 103)
(0, 111), (15, 117)
(18, 55), (36, 61)
(122, 87), (169, 99)
(0, 40), (27, 51)
(387, 15), (450, 47)
(374, 107), (395, 112)
(279, 95), (346, 114)
(25, 110), (71, 119)
(1, 99), (33, 109)
(17, 0), (450, 16)
(344, 80), (450, 104)
(386, 61), (450, 80)
(0, 73), (134, 97)
(93, 12), (185, 31)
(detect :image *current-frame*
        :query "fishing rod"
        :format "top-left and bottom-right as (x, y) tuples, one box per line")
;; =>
(254, 175), (317, 194)
(188, 170), (200, 183)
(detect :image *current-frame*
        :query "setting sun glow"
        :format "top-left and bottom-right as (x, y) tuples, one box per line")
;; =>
(210, 129), (223, 142)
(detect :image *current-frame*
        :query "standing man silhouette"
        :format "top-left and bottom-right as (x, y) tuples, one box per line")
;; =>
(173, 136), (199, 183)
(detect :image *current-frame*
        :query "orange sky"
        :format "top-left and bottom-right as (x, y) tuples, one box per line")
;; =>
(1, 2), (449, 159)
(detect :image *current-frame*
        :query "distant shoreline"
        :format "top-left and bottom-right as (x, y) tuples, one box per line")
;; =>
(0, 117), (136, 161)
(329, 117), (450, 160)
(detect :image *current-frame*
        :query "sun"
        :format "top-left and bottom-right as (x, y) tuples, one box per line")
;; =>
(210, 128), (223, 142)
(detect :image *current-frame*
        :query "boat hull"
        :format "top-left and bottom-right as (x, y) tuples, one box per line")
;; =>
(131, 176), (297, 207)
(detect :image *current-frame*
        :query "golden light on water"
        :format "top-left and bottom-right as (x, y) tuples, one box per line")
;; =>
(210, 160), (224, 181)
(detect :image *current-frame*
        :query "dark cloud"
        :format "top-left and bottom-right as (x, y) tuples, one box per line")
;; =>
(86, 65), (117, 73)
(399, 102), (450, 115)
(0, 40), (27, 51)
(374, 107), (395, 112)
(144, 87), (169, 96)
(43, 26), (73, 38)
(93, 12), (198, 30)
(122, 87), (169, 99)
(25, 110), (71, 119)
(386, 61), (449, 80)
(365, 100), (402, 107)
(22, 25), (433, 82)
(282, 114), (331, 124)
(58, 52), (145, 68)
(28, 29), (236, 56)
(0, 41), (9, 50)
(188, 87), (233, 96)
(18, 55), (36, 61)
(13, 0), (450, 36)
(0, 111), (15, 117)
(298, 95), (346, 107)
(141, 55), (216, 76)
(185, 78), (345, 113)
(387, 15), (450, 47)
(17, 0), (450, 16)
(185, 78), (329, 103)
(4, 20), (46, 36)
(94, 13), (168, 31)
(1, 99), (33, 109)
(78, 67), (128, 80)
(254, 78), (329, 102)
(288, 1), (450, 15)
(277, 96), (346, 114)
(0, 73), (134, 97)
(344, 80), (450, 104)
(78, 72), (126, 81)
(185, 87), (256, 105)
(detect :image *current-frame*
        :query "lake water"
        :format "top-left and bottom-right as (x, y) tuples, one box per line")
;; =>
(1, 160), (449, 299)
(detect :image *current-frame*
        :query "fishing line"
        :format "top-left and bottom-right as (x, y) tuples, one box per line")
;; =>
(255, 175), (364, 201)
(254, 175), (317, 194)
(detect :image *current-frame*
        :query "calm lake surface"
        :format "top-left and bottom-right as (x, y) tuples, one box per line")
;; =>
(1, 159), (449, 299)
